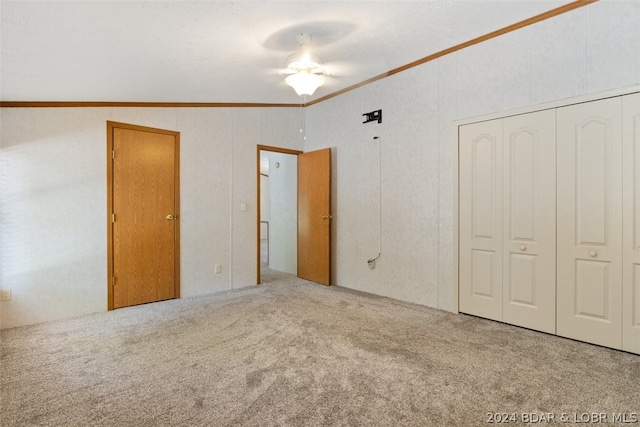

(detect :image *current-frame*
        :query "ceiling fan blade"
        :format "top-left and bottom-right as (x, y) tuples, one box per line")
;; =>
(278, 68), (297, 76)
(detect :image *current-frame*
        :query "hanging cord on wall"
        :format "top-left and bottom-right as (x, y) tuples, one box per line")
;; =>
(368, 136), (382, 269)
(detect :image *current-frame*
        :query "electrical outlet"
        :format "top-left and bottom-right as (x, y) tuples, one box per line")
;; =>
(215, 264), (222, 274)
(1, 289), (11, 302)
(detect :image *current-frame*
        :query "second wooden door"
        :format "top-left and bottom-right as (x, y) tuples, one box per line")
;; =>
(298, 148), (331, 285)
(109, 122), (180, 309)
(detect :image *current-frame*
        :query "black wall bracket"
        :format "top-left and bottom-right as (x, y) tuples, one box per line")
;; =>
(363, 109), (382, 124)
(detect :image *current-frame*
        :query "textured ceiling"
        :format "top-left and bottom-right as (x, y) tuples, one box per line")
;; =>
(0, 0), (574, 104)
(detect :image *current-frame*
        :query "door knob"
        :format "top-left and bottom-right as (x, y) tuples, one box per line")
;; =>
(166, 214), (175, 221)
(322, 215), (332, 220)
(589, 250), (597, 257)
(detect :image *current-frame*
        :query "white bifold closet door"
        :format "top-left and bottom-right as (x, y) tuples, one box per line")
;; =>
(459, 111), (556, 332)
(623, 92), (640, 354)
(557, 97), (623, 349)
(502, 111), (556, 334)
(459, 120), (503, 321)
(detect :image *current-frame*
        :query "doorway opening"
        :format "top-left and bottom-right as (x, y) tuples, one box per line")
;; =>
(257, 145), (302, 284)
(256, 145), (332, 286)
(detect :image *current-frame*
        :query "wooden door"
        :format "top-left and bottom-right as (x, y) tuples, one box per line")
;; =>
(108, 122), (180, 309)
(459, 120), (503, 321)
(297, 148), (331, 285)
(623, 92), (640, 354)
(502, 110), (556, 334)
(557, 97), (623, 349)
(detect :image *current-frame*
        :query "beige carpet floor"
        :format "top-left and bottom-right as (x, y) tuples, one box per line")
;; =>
(1, 271), (639, 426)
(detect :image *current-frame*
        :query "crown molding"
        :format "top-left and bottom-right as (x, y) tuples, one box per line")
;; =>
(0, 0), (597, 109)
(306, 0), (597, 106)
(0, 101), (300, 108)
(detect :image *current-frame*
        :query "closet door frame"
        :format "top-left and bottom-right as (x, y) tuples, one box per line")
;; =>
(453, 84), (640, 316)
(622, 92), (640, 354)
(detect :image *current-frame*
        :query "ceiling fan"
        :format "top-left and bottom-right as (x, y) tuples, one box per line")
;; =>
(280, 33), (331, 97)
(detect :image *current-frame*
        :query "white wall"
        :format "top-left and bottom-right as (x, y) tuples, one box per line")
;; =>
(2, 0), (638, 328)
(304, 0), (640, 312)
(268, 152), (297, 274)
(0, 107), (303, 329)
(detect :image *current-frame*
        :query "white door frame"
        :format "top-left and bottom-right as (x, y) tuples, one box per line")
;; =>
(452, 83), (640, 314)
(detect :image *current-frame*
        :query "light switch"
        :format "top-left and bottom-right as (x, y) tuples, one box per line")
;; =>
(240, 203), (247, 212)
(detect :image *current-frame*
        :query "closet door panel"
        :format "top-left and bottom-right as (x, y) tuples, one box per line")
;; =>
(502, 110), (556, 334)
(623, 92), (640, 354)
(557, 97), (623, 349)
(459, 120), (503, 321)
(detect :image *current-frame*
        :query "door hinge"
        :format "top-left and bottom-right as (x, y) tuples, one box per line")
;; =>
(112, 150), (115, 160)
(112, 213), (116, 222)
(112, 276), (116, 287)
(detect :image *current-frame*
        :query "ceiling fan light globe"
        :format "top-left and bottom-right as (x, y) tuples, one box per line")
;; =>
(285, 71), (324, 96)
